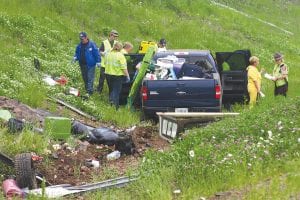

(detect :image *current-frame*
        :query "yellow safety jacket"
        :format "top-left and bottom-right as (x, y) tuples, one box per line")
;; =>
(273, 63), (288, 87)
(104, 51), (127, 76)
(101, 39), (117, 68)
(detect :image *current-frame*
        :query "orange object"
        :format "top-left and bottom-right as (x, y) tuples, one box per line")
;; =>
(55, 75), (68, 85)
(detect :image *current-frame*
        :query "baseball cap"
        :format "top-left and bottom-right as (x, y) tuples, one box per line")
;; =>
(79, 32), (87, 39)
(273, 52), (283, 60)
(110, 30), (119, 37)
(159, 38), (167, 45)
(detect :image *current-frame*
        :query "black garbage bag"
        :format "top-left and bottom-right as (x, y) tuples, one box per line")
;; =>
(115, 134), (135, 155)
(8, 118), (25, 133)
(88, 127), (119, 146)
(71, 121), (90, 135)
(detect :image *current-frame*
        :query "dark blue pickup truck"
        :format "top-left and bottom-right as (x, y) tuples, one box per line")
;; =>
(140, 50), (222, 119)
(122, 49), (250, 120)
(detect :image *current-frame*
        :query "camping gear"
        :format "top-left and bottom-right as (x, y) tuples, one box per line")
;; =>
(44, 116), (71, 140)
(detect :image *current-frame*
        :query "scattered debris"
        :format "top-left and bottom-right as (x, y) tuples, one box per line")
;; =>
(2, 179), (25, 199)
(0, 109), (12, 121)
(48, 97), (97, 121)
(107, 151), (121, 160)
(24, 175), (138, 198)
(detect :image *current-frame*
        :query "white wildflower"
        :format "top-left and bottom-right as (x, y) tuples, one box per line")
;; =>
(259, 137), (264, 140)
(261, 129), (265, 133)
(277, 121), (282, 126)
(267, 130), (272, 136)
(264, 140), (270, 144)
(227, 153), (233, 158)
(268, 131), (273, 139)
(264, 150), (269, 155)
(247, 163), (252, 167)
(298, 138), (300, 143)
(173, 189), (181, 194)
(200, 197), (206, 200)
(278, 126), (283, 130)
(189, 150), (195, 158)
(212, 136), (216, 139)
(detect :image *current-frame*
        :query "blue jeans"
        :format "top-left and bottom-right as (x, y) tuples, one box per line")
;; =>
(80, 65), (95, 95)
(106, 74), (123, 110)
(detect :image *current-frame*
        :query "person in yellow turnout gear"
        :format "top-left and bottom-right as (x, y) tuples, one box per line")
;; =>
(97, 30), (119, 93)
(247, 56), (262, 108)
(272, 52), (288, 97)
(104, 42), (130, 110)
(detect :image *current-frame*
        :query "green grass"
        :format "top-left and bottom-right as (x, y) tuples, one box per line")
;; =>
(0, 0), (299, 199)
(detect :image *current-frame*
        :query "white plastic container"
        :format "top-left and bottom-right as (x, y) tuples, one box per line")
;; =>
(106, 150), (121, 160)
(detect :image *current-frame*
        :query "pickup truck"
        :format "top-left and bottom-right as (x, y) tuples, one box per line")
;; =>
(140, 50), (222, 119)
(121, 49), (250, 119)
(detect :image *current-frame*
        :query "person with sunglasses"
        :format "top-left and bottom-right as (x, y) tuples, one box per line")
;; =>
(97, 30), (119, 93)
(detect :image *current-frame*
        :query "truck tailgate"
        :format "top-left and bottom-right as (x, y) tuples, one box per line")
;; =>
(143, 79), (219, 108)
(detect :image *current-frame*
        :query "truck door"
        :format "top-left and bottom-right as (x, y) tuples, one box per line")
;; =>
(215, 50), (251, 106)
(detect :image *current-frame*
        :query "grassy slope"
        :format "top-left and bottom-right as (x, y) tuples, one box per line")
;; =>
(0, 0), (299, 199)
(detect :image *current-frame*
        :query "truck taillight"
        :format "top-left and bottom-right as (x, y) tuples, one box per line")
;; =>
(215, 85), (221, 99)
(141, 86), (148, 101)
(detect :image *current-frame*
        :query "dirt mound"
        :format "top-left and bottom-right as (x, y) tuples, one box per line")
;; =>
(0, 96), (169, 186)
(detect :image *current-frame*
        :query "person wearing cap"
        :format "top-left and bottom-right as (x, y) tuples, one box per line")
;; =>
(97, 30), (119, 93)
(104, 42), (130, 110)
(157, 38), (167, 52)
(121, 42), (134, 54)
(272, 52), (288, 97)
(246, 56), (262, 108)
(73, 32), (100, 96)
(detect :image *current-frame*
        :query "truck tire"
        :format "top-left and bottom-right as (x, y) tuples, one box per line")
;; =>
(15, 153), (37, 189)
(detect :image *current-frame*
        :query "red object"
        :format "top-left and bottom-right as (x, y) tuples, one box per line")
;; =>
(215, 84), (221, 99)
(2, 179), (24, 199)
(141, 86), (148, 101)
(55, 75), (68, 85)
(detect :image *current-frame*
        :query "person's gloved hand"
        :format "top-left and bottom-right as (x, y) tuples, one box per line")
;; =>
(125, 76), (130, 83)
(96, 63), (101, 68)
(71, 57), (77, 64)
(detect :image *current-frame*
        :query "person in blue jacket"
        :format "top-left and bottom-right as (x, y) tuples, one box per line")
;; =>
(73, 32), (101, 96)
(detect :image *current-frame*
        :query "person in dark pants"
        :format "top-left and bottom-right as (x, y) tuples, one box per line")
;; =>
(272, 52), (288, 97)
(104, 42), (130, 110)
(97, 30), (119, 93)
(73, 32), (100, 96)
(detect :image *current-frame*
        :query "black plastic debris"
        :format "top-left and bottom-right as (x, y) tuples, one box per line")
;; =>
(71, 121), (91, 135)
(88, 127), (119, 146)
(8, 118), (25, 133)
(115, 134), (135, 155)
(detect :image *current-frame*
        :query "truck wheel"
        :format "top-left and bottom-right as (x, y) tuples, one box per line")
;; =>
(15, 153), (37, 189)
